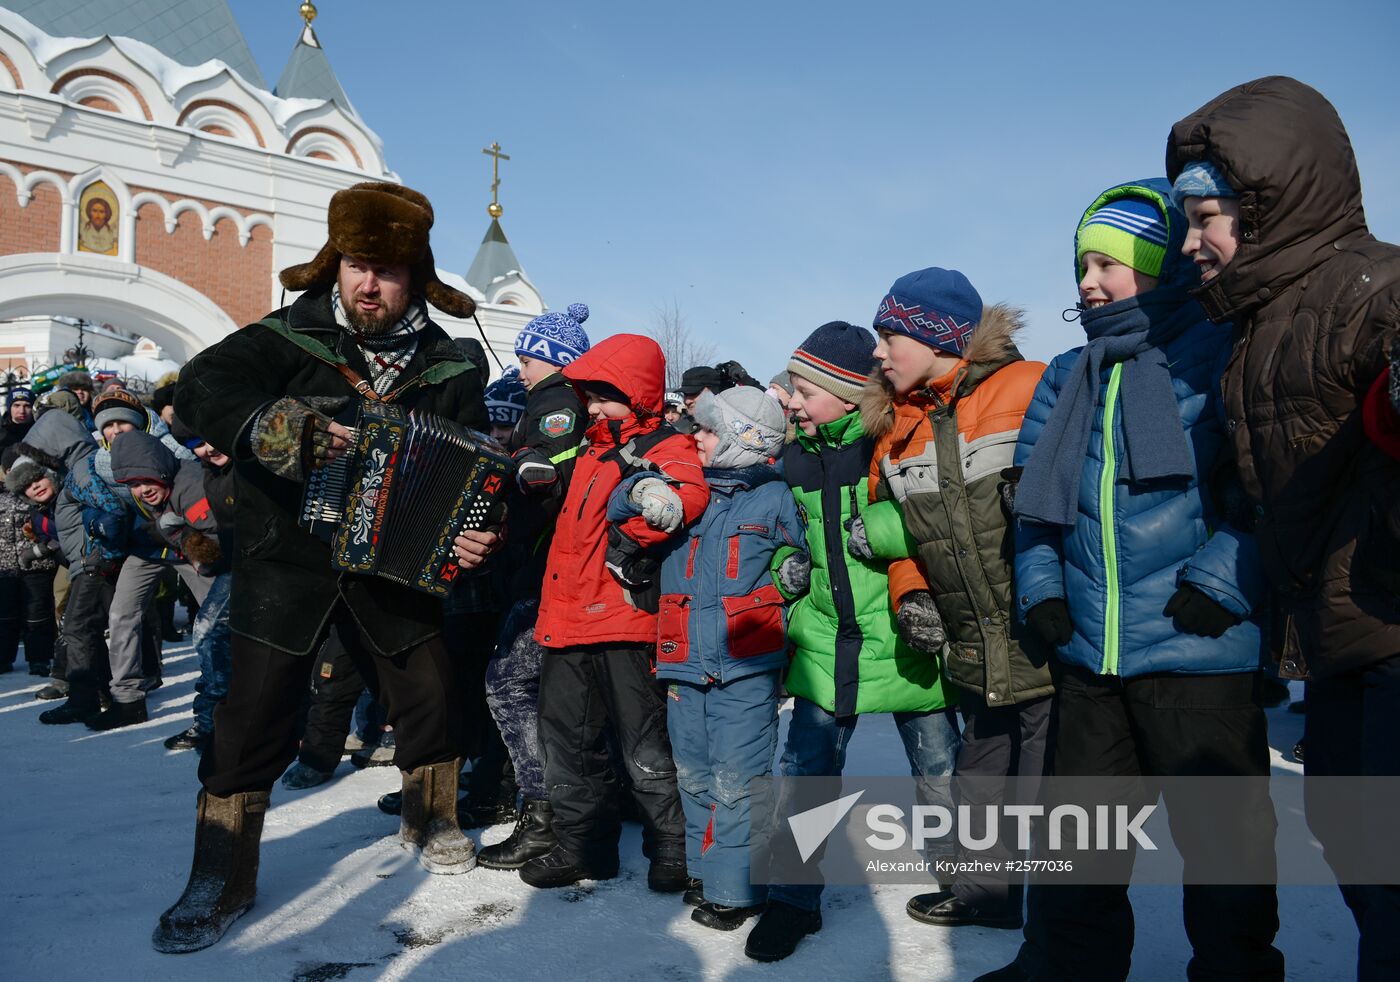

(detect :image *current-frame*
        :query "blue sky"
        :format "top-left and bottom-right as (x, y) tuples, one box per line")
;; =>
(232, 0), (1400, 375)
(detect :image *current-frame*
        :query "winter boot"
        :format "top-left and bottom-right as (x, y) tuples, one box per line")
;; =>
(34, 679), (68, 700)
(744, 900), (822, 962)
(399, 759), (476, 874)
(152, 789), (268, 953)
(458, 795), (520, 830)
(39, 697), (100, 725)
(519, 844), (618, 889)
(163, 725), (210, 753)
(682, 877), (704, 907)
(377, 790), (403, 815)
(648, 851), (690, 893)
(351, 731), (396, 768)
(28, 661), (51, 677)
(86, 698), (148, 731)
(281, 761), (334, 790)
(693, 899), (766, 931)
(478, 798), (556, 870)
(906, 892), (1021, 929)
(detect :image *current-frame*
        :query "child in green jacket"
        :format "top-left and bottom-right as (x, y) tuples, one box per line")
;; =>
(746, 320), (959, 964)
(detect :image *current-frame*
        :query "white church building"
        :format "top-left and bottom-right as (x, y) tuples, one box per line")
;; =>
(0, 0), (542, 388)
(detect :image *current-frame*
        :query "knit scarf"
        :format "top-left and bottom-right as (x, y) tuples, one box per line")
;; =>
(331, 284), (428, 396)
(1014, 291), (1198, 528)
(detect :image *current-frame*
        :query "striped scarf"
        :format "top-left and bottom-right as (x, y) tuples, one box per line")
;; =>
(332, 284), (427, 395)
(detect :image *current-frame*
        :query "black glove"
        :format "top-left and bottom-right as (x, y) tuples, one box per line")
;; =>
(1164, 585), (1241, 639)
(1025, 598), (1073, 647)
(896, 591), (946, 654)
(513, 446), (558, 494)
(605, 525), (660, 613)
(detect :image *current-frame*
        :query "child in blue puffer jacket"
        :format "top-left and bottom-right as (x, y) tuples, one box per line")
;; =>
(608, 385), (805, 934)
(982, 179), (1283, 982)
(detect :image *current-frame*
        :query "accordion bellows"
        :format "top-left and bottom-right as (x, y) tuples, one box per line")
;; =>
(301, 402), (513, 596)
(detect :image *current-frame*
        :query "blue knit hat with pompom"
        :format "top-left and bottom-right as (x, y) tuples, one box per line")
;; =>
(515, 302), (592, 368)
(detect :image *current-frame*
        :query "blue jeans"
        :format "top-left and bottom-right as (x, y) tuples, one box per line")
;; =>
(767, 696), (962, 912)
(191, 573), (231, 734)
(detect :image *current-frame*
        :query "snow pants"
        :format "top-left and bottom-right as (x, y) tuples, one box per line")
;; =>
(667, 670), (780, 907)
(1017, 667), (1283, 982)
(0, 569), (56, 669)
(950, 692), (1052, 914)
(1304, 653), (1400, 982)
(108, 556), (212, 704)
(538, 644), (684, 866)
(485, 598), (547, 800)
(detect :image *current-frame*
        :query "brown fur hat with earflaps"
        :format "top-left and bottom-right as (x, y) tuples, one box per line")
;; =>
(278, 181), (476, 319)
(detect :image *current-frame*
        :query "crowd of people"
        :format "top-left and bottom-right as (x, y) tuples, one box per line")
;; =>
(1, 75), (1397, 981)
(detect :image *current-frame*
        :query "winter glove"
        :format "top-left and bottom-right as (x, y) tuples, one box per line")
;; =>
(896, 591), (947, 654)
(16, 541), (53, 570)
(1025, 598), (1073, 647)
(629, 477), (684, 533)
(250, 396), (350, 482)
(512, 446), (559, 494)
(1163, 585), (1241, 639)
(157, 511), (185, 537)
(999, 466), (1023, 516)
(605, 525), (660, 613)
(775, 551), (812, 597)
(845, 514), (875, 561)
(179, 531), (223, 572)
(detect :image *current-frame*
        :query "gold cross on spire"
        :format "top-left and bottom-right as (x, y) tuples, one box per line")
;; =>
(482, 142), (510, 218)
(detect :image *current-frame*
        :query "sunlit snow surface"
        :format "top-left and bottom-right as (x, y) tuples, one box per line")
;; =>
(0, 644), (1353, 981)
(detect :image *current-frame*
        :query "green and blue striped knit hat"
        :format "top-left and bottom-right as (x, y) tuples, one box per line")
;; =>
(1076, 195), (1170, 279)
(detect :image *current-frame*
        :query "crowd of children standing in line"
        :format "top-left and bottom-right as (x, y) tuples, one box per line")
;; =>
(2, 75), (1398, 981)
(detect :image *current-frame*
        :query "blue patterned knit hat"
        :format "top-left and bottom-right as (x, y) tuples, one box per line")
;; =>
(484, 367), (528, 426)
(515, 302), (591, 367)
(1170, 160), (1237, 210)
(873, 267), (983, 356)
(1077, 195), (1170, 278)
(6, 386), (33, 407)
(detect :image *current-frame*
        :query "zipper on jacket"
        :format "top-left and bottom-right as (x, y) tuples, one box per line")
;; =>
(1099, 363), (1124, 675)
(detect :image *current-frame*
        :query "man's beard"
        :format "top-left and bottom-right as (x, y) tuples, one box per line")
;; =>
(341, 291), (410, 336)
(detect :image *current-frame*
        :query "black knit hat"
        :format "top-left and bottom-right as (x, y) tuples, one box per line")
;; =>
(787, 321), (877, 403)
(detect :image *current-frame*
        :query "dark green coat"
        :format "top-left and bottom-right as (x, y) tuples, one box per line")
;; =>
(174, 289), (488, 656)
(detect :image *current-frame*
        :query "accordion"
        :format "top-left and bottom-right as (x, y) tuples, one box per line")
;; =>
(299, 401), (513, 596)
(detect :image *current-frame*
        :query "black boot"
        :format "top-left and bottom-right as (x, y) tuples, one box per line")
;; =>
(906, 892), (1022, 929)
(519, 845), (617, 889)
(647, 852), (690, 893)
(972, 965), (1031, 982)
(458, 796), (520, 830)
(377, 790), (402, 815)
(39, 697), (100, 725)
(478, 798), (556, 870)
(86, 698), (148, 731)
(152, 790), (267, 953)
(682, 877), (704, 907)
(28, 661), (51, 677)
(692, 899), (765, 931)
(163, 725), (210, 753)
(745, 900), (822, 962)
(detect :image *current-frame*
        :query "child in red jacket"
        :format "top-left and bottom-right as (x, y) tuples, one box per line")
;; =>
(526, 334), (710, 891)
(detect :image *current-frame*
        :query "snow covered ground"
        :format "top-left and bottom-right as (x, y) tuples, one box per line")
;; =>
(0, 643), (1355, 981)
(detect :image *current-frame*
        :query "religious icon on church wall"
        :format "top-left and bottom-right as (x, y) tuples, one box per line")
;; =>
(77, 182), (119, 256)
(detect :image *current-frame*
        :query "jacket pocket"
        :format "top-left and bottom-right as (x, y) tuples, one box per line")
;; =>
(657, 594), (691, 663)
(723, 584), (786, 659)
